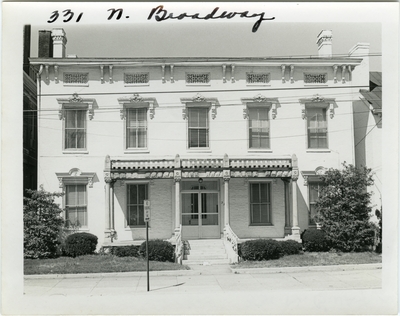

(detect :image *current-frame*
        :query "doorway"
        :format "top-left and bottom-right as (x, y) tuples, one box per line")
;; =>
(181, 181), (220, 239)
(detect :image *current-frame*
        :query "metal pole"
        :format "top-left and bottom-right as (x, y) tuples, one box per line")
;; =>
(146, 220), (149, 292)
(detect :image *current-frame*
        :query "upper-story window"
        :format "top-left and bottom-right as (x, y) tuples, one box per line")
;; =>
(248, 107), (270, 149)
(188, 107), (209, 148)
(57, 94), (96, 153)
(306, 107), (328, 149)
(65, 109), (86, 150)
(126, 108), (147, 149)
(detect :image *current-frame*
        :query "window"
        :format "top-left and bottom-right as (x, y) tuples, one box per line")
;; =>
(249, 107), (270, 149)
(250, 182), (271, 225)
(127, 184), (148, 226)
(307, 107), (328, 149)
(65, 109), (86, 149)
(126, 108), (147, 149)
(65, 184), (87, 227)
(309, 183), (323, 224)
(188, 107), (209, 148)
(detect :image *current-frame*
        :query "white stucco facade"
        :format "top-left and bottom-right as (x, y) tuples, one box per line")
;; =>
(31, 28), (372, 247)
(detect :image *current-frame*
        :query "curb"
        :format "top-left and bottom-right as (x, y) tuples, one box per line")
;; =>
(231, 263), (382, 274)
(24, 269), (201, 279)
(24, 263), (381, 279)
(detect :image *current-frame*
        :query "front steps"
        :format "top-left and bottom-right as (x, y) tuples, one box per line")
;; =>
(183, 239), (230, 265)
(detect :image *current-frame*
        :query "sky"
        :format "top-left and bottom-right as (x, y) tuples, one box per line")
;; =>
(30, 22), (381, 71)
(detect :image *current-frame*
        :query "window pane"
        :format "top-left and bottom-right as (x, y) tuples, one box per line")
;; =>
(260, 204), (269, 223)
(198, 108), (208, 127)
(65, 110), (76, 128)
(260, 183), (269, 202)
(138, 184), (147, 203)
(137, 129), (147, 147)
(251, 204), (261, 223)
(198, 129), (208, 147)
(127, 130), (137, 148)
(76, 206), (87, 226)
(251, 183), (260, 203)
(188, 109), (199, 127)
(138, 205), (145, 226)
(76, 110), (86, 128)
(76, 130), (85, 148)
(65, 130), (76, 149)
(129, 185), (138, 204)
(128, 205), (138, 226)
(189, 129), (199, 147)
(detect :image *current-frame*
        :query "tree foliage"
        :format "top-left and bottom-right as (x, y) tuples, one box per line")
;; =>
(24, 186), (65, 258)
(314, 163), (377, 252)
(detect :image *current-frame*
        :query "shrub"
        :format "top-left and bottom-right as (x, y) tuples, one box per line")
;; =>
(301, 229), (330, 252)
(23, 187), (65, 259)
(64, 232), (98, 257)
(240, 239), (282, 261)
(111, 245), (140, 257)
(314, 163), (378, 252)
(279, 240), (302, 256)
(139, 239), (175, 262)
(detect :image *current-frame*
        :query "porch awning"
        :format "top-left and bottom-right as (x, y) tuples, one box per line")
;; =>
(106, 154), (294, 180)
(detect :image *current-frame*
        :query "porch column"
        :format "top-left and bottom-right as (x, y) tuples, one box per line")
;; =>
(174, 154), (181, 231)
(104, 155), (112, 241)
(174, 177), (181, 228)
(223, 154), (230, 226)
(104, 179), (112, 236)
(290, 154), (301, 239)
(224, 179), (230, 225)
(111, 181), (115, 230)
(283, 179), (292, 235)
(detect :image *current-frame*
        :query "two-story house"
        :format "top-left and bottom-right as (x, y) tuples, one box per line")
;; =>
(30, 28), (370, 259)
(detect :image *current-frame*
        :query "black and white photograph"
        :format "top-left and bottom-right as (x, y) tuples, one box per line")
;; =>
(2, 2), (399, 315)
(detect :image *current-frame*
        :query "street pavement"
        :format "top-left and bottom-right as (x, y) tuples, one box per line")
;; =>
(24, 263), (381, 296)
(19, 264), (387, 315)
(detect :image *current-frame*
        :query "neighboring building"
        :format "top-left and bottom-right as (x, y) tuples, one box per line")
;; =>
(30, 29), (372, 257)
(354, 72), (382, 216)
(23, 25), (38, 195)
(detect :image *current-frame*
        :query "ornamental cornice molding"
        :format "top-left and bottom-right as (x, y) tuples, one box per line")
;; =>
(118, 94), (158, 119)
(56, 169), (96, 188)
(181, 94), (219, 119)
(299, 95), (337, 119)
(56, 93), (97, 120)
(241, 95), (280, 119)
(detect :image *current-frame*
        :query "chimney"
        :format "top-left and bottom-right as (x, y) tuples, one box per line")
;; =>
(38, 30), (53, 58)
(316, 30), (332, 57)
(51, 28), (67, 58)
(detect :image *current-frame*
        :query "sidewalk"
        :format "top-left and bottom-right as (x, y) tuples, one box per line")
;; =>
(24, 263), (382, 296)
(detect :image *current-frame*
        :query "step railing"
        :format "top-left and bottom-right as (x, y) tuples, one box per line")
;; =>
(223, 224), (240, 263)
(174, 225), (184, 264)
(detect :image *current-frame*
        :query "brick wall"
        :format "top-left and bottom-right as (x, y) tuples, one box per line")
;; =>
(113, 179), (174, 241)
(230, 178), (285, 238)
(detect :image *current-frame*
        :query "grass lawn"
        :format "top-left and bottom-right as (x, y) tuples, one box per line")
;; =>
(24, 254), (190, 275)
(231, 252), (382, 269)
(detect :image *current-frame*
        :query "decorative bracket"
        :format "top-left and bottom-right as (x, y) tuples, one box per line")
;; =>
(281, 65), (286, 83)
(109, 65), (113, 83)
(342, 65), (346, 83)
(45, 65), (49, 82)
(347, 65), (352, 82)
(333, 65), (338, 83)
(222, 64), (226, 83)
(118, 93), (158, 120)
(161, 65), (166, 83)
(54, 65), (59, 84)
(100, 65), (104, 84)
(231, 64), (235, 83)
(57, 93), (97, 120)
(170, 64), (174, 83)
(290, 65), (294, 83)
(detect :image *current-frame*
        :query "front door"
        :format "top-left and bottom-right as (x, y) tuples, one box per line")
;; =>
(181, 181), (220, 239)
